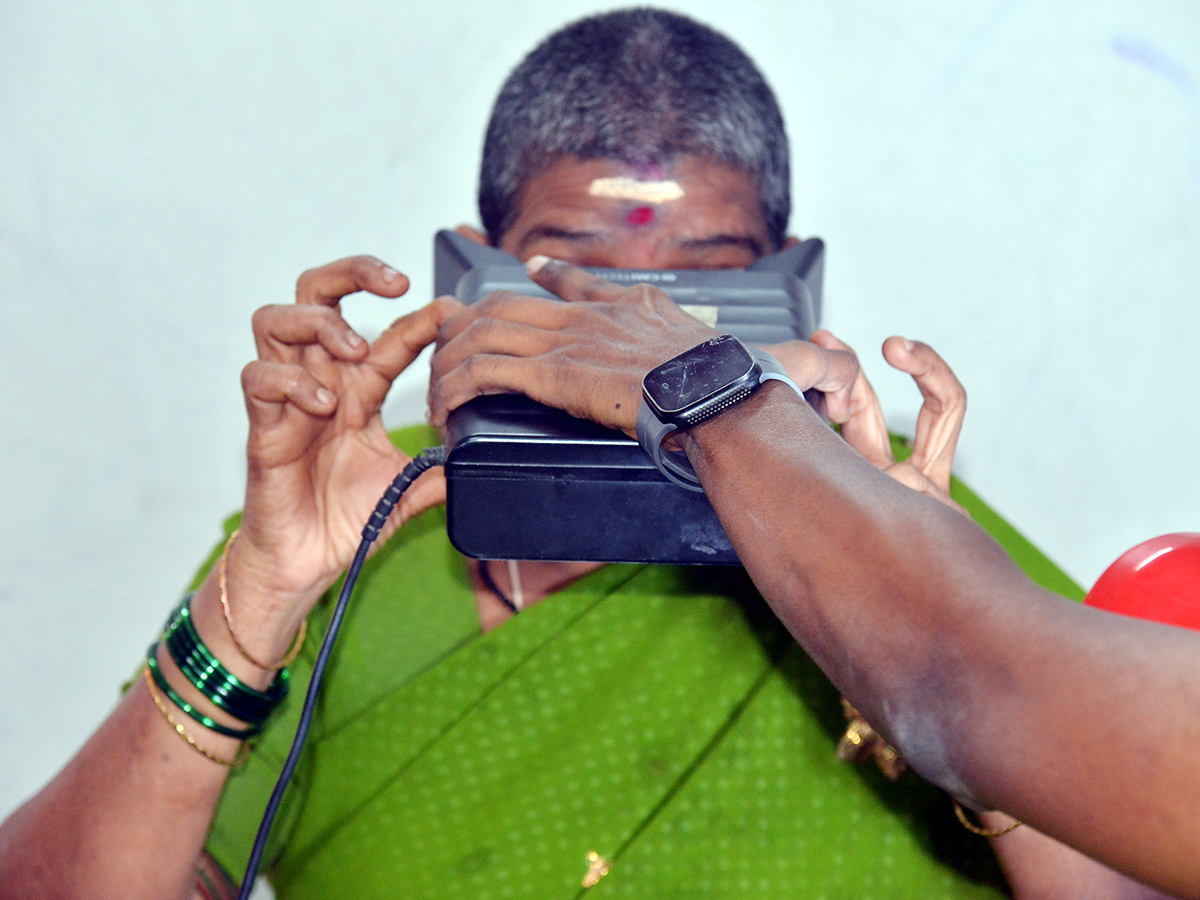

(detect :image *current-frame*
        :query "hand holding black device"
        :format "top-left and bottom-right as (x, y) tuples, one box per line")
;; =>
(436, 229), (825, 565)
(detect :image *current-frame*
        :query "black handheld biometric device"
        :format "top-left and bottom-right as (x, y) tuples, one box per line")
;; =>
(436, 229), (825, 565)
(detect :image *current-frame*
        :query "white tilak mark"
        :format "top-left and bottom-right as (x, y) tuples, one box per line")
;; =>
(588, 177), (685, 204)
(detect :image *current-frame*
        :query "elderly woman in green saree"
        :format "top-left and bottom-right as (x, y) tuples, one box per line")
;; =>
(0, 10), (1128, 900)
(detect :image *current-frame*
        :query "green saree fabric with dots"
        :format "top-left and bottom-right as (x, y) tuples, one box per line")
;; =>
(199, 426), (1081, 898)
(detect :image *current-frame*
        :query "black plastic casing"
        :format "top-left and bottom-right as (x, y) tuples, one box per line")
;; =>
(437, 229), (824, 564)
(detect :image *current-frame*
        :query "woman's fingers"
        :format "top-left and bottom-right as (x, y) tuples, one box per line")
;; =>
(295, 255), (410, 306)
(809, 330), (895, 471)
(883, 461), (969, 515)
(241, 360), (337, 420)
(881, 337), (966, 493)
(761, 339), (859, 402)
(369, 295), (465, 382)
(252, 304), (369, 363)
(240, 360), (338, 470)
(252, 256), (410, 364)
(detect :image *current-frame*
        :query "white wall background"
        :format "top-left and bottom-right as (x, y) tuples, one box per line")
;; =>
(2, 0), (1198, 830)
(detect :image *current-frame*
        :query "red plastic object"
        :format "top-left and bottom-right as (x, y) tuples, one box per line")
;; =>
(1084, 533), (1200, 631)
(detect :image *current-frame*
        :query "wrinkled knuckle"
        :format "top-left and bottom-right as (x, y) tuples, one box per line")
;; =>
(939, 377), (967, 408)
(547, 348), (574, 383)
(432, 294), (464, 319)
(461, 354), (490, 384)
(240, 361), (260, 390)
(481, 289), (517, 309)
(350, 253), (381, 271)
(477, 315), (502, 340)
(282, 370), (305, 399)
(295, 267), (319, 297)
(458, 316), (496, 349)
(250, 305), (275, 335)
(633, 284), (665, 307)
(316, 313), (344, 343)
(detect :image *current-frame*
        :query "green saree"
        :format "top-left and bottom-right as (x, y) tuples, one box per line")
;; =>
(199, 426), (1081, 898)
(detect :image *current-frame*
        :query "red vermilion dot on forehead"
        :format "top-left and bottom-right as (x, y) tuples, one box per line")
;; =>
(627, 205), (655, 227)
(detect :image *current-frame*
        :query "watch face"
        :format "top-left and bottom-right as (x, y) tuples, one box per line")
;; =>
(643, 334), (757, 416)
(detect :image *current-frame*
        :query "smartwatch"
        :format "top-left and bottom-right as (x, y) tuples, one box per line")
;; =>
(636, 333), (804, 491)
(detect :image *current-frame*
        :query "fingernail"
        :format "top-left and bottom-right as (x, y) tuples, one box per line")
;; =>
(381, 265), (401, 282)
(902, 339), (914, 352)
(525, 255), (551, 275)
(316, 388), (334, 405)
(346, 330), (365, 348)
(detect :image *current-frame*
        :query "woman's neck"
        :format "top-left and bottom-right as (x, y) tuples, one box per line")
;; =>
(468, 559), (606, 631)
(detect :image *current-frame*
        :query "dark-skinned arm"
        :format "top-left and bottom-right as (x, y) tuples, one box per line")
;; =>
(799, 331), (1176, 900)
(676, 386), (1200, 899)
(430, 256), (1200, 900)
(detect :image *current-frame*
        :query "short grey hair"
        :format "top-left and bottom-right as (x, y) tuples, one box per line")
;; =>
(478, 8), (791, 249)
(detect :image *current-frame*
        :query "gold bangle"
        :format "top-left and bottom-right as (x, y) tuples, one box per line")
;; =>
(219, 528), (307, 670)
(143, 666), (246, 768)
(953, 798), (1022, 837)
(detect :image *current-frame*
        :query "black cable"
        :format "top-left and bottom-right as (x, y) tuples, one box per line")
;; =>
(236, 446), (446, 900)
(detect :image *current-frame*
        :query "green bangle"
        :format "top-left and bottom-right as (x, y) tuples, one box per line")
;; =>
(162, 595), (288, 726)
(164, 596), (288, 723)
(145, 646), (261, 739)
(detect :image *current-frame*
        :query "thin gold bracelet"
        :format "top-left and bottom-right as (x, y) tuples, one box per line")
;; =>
(143, 666), (246, 768)
(219, 528), (307, 670)
(953, 798), (1023, 837)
